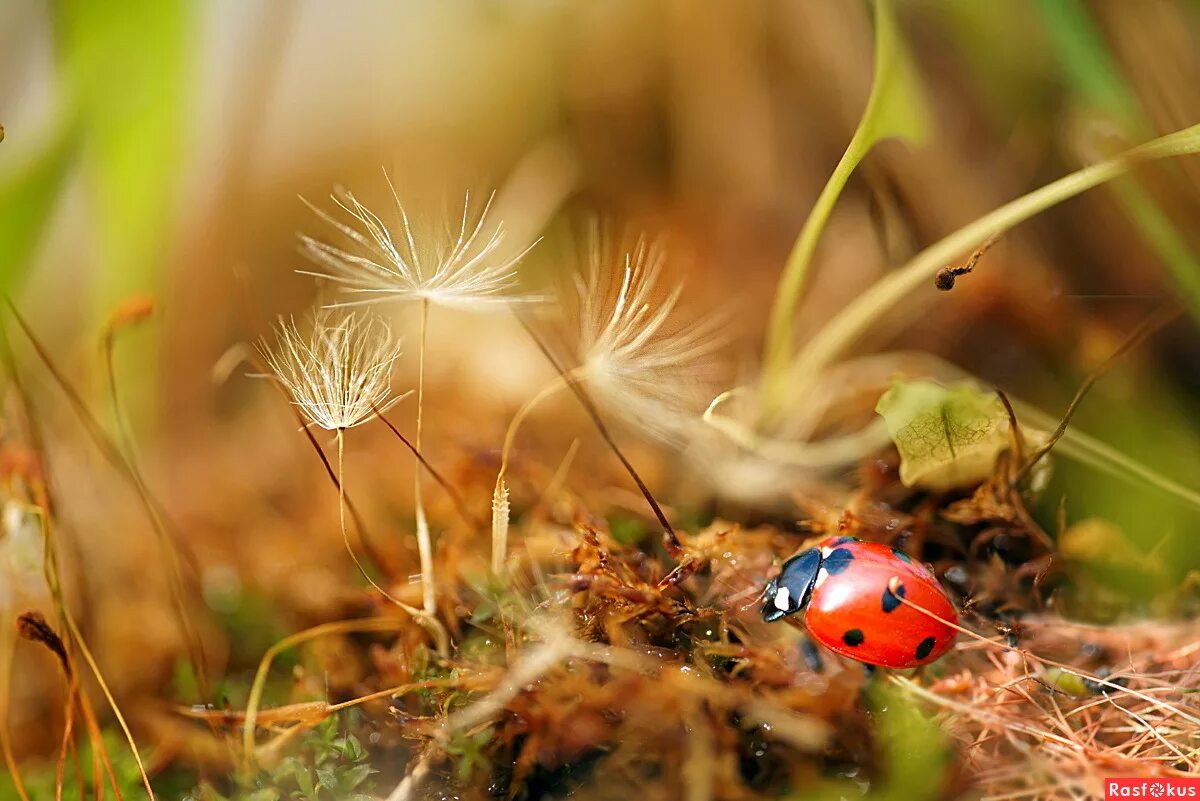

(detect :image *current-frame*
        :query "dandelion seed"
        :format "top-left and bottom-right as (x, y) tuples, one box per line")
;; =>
(256, 309), (448, 653)
(299, 177), (537, 309)
(298, 175), (535, 614)
(259, 309), (406, 431)
(571, 237), (725, 443)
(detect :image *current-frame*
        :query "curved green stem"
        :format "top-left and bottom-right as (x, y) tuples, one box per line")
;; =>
(490, 370), (578, 572)
(783, 122), (1200, 404)
(241, 617), (410, 766)
(761, 0), (927, 414)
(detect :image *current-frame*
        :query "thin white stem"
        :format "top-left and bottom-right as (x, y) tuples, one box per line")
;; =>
(335, 429), (385, 592)
(414, 299), (436, 616)
(338, 430), (347, 557)
(334, 429), (444, 649)
(499, 371), (577, 480)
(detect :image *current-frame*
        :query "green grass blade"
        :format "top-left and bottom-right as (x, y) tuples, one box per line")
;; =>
(1034, 0), (1142, 125)
(1035, 0), (1200, 316)
(0, 120), (78, 293)
(783, 122), (1200, 399)
(54, 0), (192, 423)
(761, 0), (929, 412)
(1014, 400), (1200, 513)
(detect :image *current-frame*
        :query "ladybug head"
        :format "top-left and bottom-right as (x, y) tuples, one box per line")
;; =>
(761, 548), (821, 623)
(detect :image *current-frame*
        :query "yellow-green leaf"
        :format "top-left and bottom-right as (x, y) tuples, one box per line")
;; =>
(875, 380), (1010, 491)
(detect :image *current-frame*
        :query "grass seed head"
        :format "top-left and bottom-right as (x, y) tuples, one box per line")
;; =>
(260, 309), (406, 431)
(299, 176), (536, 309)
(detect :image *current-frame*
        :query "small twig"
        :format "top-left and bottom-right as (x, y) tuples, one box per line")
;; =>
(934, 233), (1001, 291)
(1012, 301), (1183, 485)
(385, 747), (436, 801)
(993, 390), (1055, 553)
(995, 390), (1026, 467)
(242, 617), (414, 766)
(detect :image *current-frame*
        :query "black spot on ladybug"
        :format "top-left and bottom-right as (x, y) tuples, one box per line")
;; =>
(823, 548), (855, 575)
(890, 548), (913, 564)
(915, 636), (936, 661)
(842, 629), (865, 647)
(881, 582), (906, 613)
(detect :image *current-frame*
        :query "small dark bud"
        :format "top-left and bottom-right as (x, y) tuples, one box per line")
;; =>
(16, 611), (71, 676)
(935, 269), (956, 291)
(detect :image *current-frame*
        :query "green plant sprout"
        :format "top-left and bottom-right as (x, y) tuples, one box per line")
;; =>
(724, 0), (1200, 514)
(761, 0), (928, 415)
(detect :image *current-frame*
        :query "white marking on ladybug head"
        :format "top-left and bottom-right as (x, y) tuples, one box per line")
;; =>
(773, 586), (792, 611)
(820, 546), (833, 558)
(813, 567), (829, 590)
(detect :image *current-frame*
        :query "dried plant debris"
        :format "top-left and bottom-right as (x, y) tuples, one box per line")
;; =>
(94, 328), (1180, 801)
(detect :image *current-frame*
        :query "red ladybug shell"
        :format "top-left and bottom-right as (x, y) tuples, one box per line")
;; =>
(804, 538), (958, 669)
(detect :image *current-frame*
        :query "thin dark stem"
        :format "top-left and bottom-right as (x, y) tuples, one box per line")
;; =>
(371, 402), (481, 529)
(994, 390), (1025, 467)
(995, 389), (1055, 553)
(513, 309), (681, 554)
(961, 232), (1001, 273)
(291, 407), (395, 578)
(1012, 301), (1183, 485)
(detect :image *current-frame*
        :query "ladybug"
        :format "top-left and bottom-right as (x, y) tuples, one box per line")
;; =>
(761, 536), (958, 668)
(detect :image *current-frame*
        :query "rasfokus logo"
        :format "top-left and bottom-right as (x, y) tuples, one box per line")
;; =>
(1107, 778), (1200, 798)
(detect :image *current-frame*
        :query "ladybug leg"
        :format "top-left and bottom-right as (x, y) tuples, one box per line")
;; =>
(656, 556), (699, 590)
(800, 637), (825, 674)
(857, 664), (880, 704)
